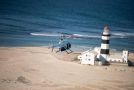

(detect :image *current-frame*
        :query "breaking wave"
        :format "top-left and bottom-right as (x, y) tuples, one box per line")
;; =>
(30, 32), (100, 39)
(111, 32), (134, 38)
(30, 32), (61, 37)
(30, 32), (134, 39)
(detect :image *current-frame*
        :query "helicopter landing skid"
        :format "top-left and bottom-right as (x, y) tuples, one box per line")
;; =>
(56, 49), (73, 54)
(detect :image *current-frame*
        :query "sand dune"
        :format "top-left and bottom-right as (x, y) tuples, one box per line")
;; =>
(0, 47), (134, 90)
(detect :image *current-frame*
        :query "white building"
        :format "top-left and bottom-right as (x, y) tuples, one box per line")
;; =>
(107, 50), (128, 63)
(78, 50), (97, 65)
(77, 48), (128, 65)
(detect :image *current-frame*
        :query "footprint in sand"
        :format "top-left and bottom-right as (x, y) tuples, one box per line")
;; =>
(0, 79), (12, 83)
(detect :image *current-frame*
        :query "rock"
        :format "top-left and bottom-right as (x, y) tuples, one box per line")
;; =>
(16, 76), (31, 85)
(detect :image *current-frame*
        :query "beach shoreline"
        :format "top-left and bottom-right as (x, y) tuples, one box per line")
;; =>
(0, 47), (134, 90)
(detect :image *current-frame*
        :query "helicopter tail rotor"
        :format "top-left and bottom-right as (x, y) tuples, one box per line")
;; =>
(51, 45), (54, 52)
(48, 40), (55, 52)
(51, 41), (55, 52)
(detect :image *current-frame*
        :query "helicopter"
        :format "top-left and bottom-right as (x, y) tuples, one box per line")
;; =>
(48, 35), (73, 54)
(31, 31), (93, 54)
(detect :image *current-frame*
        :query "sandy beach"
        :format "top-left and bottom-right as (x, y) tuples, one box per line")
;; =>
(0, 47), (134, 90)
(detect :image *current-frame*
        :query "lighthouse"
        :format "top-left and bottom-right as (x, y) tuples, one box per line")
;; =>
(99, 26), (110, 65)
(77, 25), (129, 66)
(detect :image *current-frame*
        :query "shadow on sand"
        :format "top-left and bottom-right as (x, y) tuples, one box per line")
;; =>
(128, 60), (134, 67)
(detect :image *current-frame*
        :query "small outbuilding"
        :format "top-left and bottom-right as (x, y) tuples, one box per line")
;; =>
(78, 50), (98, 65)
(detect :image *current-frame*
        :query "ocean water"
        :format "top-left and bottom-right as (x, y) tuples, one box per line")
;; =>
(0, 0), (134, 51)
